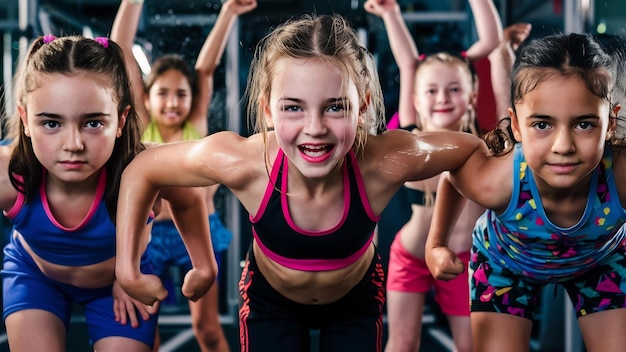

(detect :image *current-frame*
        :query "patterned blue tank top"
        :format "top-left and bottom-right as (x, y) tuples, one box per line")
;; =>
(473, 143), (626, 282)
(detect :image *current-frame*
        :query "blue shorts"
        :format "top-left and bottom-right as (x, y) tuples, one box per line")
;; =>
(2, 236), (158, 348)
(147, 213), (231, 280)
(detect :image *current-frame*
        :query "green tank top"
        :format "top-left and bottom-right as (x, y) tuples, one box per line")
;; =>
(142, 120), (201, 142)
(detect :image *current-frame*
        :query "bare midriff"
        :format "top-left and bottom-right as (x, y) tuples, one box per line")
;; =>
(252, 240), (375, 305)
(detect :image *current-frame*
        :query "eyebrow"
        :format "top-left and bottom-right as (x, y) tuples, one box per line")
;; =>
(157, 87), (188, 92)
(34, 112), (111, 119)
(278, 97), (349, 104)
(424, 81), (462, 87)
(529, 114), (600, 119)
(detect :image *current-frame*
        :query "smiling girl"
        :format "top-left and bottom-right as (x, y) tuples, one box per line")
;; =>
(114, 14), (491, 352)
(426, 33), (626, 351)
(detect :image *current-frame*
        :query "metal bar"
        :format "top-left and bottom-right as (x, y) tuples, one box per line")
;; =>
(148, 14), (218, 27)
(224, 15), (242, 322)
(402, 11), (467, 23)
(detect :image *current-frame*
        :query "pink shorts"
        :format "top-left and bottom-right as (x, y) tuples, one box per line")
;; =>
(387, 235), (470, 316)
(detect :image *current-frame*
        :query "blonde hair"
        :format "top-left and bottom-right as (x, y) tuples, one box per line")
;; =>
(414, 52), (478, 136)
(244, 14), (385, 166)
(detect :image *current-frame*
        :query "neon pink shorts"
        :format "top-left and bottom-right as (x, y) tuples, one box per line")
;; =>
(387, 234), (470, 316)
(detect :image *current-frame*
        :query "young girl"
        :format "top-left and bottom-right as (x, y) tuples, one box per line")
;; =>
(364, 0), (500, 350)
(111, 1), (256, 350)
(426, 32), (626, 351)
(114, 14), (492, 352)
(0, 35), (216, 352)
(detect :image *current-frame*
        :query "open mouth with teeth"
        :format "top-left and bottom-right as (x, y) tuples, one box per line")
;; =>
(298, 144), (334, 162)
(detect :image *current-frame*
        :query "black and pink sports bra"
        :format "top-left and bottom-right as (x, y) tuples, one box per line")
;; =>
(250, 149), (379, 271)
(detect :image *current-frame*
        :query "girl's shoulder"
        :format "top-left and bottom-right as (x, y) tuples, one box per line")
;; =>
(202, 130), (270, 183)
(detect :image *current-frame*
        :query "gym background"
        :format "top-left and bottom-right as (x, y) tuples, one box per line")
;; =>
(0, 0), (623, 351)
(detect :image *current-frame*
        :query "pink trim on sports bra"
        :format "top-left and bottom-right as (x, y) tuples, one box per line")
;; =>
(249, 150), (283, 224)
(4, 175), (25, 219)
(250, 149), (377, 271)
(280, 154), (350, 236)
(351, 153), (379, 221)
(41, 170), (107, 231)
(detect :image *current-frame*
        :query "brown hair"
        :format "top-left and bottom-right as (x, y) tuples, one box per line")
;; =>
(7, 35), (144, 221)
(485, 33), (616, 155)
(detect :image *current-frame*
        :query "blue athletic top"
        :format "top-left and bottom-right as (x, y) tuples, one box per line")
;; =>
(5, 170), (116, 266)
(250, 149), (379, 271)
(473, 144), (626, 281)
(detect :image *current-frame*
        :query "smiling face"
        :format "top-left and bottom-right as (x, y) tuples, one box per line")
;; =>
(18, 72), (127, 184)
(265, 57), (359, 179)
(145, 68), (193, 130)
(413, 61), (474, 132)
(510, 74), (611, 192)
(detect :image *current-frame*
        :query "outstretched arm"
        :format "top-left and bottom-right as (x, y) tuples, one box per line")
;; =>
(425, 173), (468, 280)
(111, 0), (150, 127)
(190, 0), (257, 135)
(464, 0), (503, 61)
(364, 0), (419, 129)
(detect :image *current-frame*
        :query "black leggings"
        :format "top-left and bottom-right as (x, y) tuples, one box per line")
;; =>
(238, 246), (385, 352)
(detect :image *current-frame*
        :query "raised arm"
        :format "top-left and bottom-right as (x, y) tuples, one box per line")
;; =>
(190, 0), (257, 135)
(464, 0), (503, 61)
(364, 0), (419, 129)
(111, 0), (150, 126)
(489, 23), (532, 119)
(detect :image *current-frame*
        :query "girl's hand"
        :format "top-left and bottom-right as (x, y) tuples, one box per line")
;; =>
(181, 268), (216, 302)
(503, 23), (532, 52)
(225, 0), (257, 15)
(364, 0), (399, 17)
(112, 280), (159, 328)
(425, 246), (465, 281)
(117, 272), (169, 307)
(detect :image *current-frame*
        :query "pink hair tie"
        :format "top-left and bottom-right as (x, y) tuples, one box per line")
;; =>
(460, 51), (468, 58)
(43, 34), (56, 44)
(418, 53), (426, 61)
(94, 37), (109, 48)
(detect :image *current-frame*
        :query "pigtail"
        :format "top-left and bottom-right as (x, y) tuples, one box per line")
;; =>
(482, 117), (515, 155)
